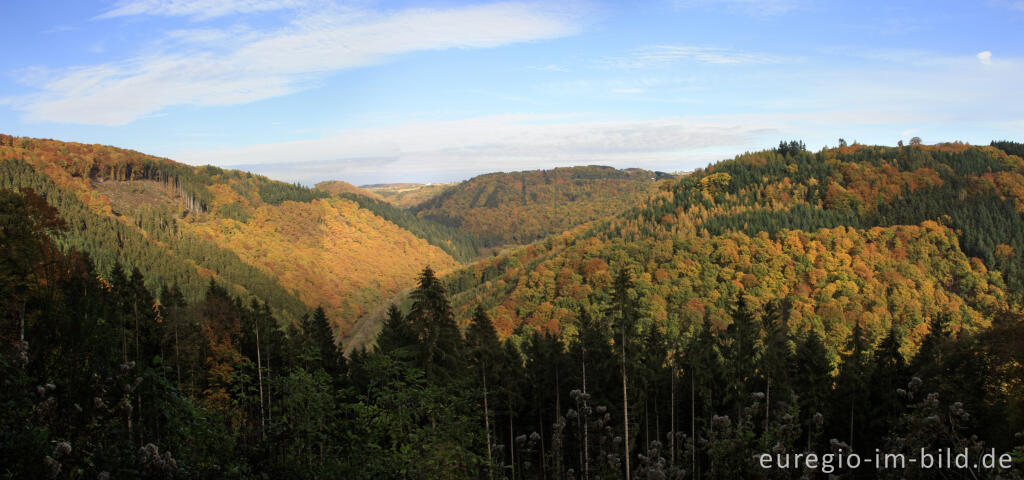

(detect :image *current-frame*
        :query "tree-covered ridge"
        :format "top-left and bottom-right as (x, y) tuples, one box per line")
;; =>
(992, 139), (1024, 159)
(314, 179), (387, 202)
(442, 142), (1023, 355)
(411, 165), (662, 246)
(0, 134), (460, 331)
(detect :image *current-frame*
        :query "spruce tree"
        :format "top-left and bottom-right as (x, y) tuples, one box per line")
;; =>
(465, 305), (501, 476)
(792, 330), (832, 448)
(376, 304), (415, 358)
(610, 269), (639, 480)
(407, 266), (464, 381)
(725, 297), (760, 419)
(867, 326), (908, 446)
(834, 320), (870, 449)
(303, 306), (344, 378)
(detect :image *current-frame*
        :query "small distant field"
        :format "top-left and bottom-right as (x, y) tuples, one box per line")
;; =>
(360, 182), (455, 209)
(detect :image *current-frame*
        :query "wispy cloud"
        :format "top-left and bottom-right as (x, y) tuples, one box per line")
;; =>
(977, 50), (993, 65)
(95, 0), (310, 20)
(603, 45), (792, 69)
(14, 2), (582, 125)
(674, 0), (801, 16)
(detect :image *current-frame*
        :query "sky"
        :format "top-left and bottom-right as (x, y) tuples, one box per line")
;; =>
(1, 0), (1023, 185)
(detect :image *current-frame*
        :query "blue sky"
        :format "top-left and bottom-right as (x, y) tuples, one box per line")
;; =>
(2, 0), (1023, 185)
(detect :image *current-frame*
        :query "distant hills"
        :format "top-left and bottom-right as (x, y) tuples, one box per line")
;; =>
(410, 165), (665, 246)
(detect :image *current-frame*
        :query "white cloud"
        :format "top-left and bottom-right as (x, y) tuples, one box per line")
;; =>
(15, 2), (582, 125)
(603, 45), (792, 69)
(171, 114), (779, 182)
(977, 50), (993, 65)
(96, 0), (309, 20)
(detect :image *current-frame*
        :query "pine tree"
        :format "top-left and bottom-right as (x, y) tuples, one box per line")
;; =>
(465, 305), (501, 476)
(867, 326), (908, 446)
(682, 320), (725, 478)
(725, 297), (760, 420)
(834, 320), (870, 449)
(303, 306), (345, 379)
(759, 307), (793, 430)
(407, 266), (464, 381)
(376, 304), (415, 358)
(792, 330), (832, 448)
(609, 269), (639, 480)
(569, 308), (613, 479)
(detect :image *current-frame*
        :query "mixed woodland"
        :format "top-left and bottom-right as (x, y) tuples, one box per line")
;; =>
(2, 135), (1024, 478)
(411, 166), (664, 247)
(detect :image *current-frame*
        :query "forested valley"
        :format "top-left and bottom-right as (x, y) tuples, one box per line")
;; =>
(3, 137), (1024, 478)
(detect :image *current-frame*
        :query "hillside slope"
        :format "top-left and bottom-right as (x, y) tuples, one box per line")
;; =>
(0, 135), (459, 333)
(316, 181), (481, 262)
(411, 165), (664, 246)
(442, 142), (1024, 356)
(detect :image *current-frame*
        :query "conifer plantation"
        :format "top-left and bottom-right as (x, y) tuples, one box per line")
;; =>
(3, 138), (1024, 478)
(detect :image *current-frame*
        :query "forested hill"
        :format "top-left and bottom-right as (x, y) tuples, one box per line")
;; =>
(411, 165), (666, 246)
(444, 141), (1024, 354)
(0, 134), (460, 334)
(314, 179), (388, 202)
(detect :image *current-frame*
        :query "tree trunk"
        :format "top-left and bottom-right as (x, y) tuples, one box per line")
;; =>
(509, 414), (516, 480)
(691, 372), (696, 478)
(174, 323), (182, 386)
(582, 344), (590, 480)
(670, 364), (676, 467)
(621, 327), (631, 480)
(255, 316), (266, 437)
(483, 366), (493, 480)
